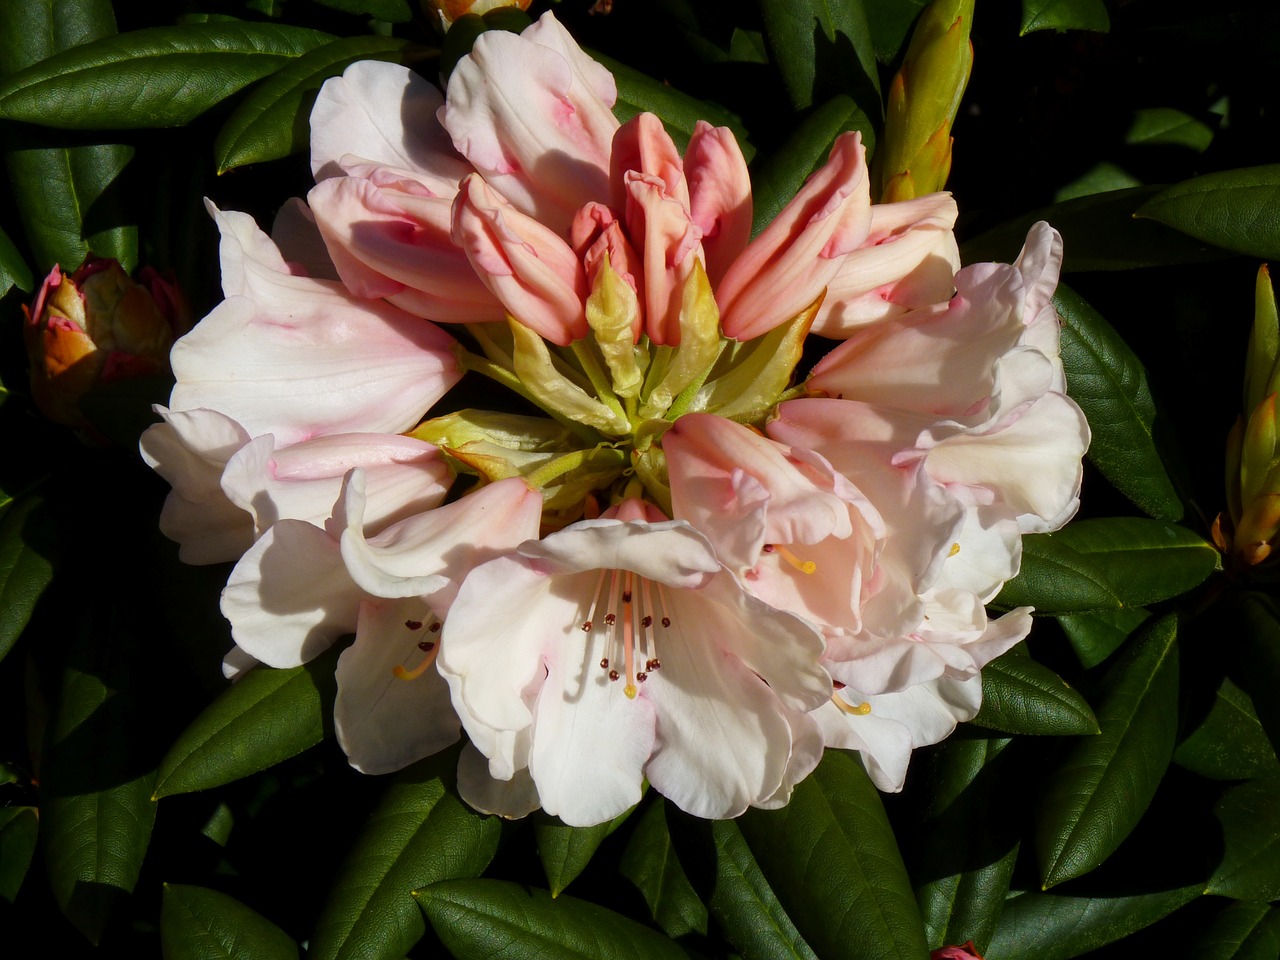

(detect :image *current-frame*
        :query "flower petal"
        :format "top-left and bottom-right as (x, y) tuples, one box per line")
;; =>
(685, 121), (752, 286)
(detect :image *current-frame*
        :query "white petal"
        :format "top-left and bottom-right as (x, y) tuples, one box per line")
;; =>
(457, 742), (542, 819)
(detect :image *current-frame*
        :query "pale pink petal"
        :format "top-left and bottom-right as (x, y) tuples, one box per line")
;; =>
(457, 742), (542, 819)
(755, 709), (824, 810)
(623, 171), (703, 345)
(717, 133), (873, 340)
(814, 699), (913, 792)
(271, 199), (340, 281)
(685, 121), (752, 286)
(451, 174), (588, 344)
(441, 12), (618, 233)
(611, 113), (688, 210)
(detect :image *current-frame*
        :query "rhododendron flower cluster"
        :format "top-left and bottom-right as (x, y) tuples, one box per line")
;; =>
(142, 13), (1088, 826)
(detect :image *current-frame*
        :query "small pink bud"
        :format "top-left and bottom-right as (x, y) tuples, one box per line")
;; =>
(931, 942), (984, 960)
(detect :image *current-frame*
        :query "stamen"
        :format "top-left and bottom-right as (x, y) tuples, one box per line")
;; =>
(657, 584), (672, 628)
(404, 619), (423, 630)
(608, 669), (620, 681)
(623, 571), (637, 698)
(831, 694), (872, 716)
(393, 617), (441, 681)
(582, 570), (609, 632)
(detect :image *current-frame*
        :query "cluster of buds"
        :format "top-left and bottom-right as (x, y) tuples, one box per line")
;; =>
(23, 257), (191, 435)
(1214, 265), (1280, 568)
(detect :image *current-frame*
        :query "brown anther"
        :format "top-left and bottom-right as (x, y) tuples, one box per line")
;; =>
(660, 617), (670, 628)
(417, 640), (436, 653)
(608, 669), (620, 681)
(641, 615), (652, 628)
(604, 613), (616, 625)
(428, 622), (441, 633)
(646, 658), (661, 671)
(623, 591), (632, 603)
(762, 544), (775, 553)
(636, 672), (648, 682)
(599, 657), (609, 669)
(581, 620), (593, 632)
(404, 620), (423, 630)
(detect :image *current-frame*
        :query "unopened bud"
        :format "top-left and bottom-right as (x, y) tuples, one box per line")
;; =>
(931, 942), (984, 960)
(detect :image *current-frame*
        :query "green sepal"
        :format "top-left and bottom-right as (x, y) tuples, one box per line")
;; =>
(509, 319), (630, 435)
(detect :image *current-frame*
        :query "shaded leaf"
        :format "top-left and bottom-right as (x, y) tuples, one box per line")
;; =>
(1138, 165), (1280, 260)
(1208, 778), (1280, 901)
(0, 807), (38, 904)
(992, 533), (1119, 614)
(160, 884), (301, 960)
(757, 0), (881, 114)
(961, 186), (1230, 271)
(1035, 613), (1180, 888)
(214, 34), (410, 173)
(862, 0), (929, 62)
(1054, 162), (1141, 203)
(1055, 284), (1183, 520)
(1125, 107), (1214, 153)
(708, 819), (818, 960)
(1051, 517), (1219, 606)
(536, 802), (635, 898)
(1188, 901), (1280, 960)
(0, 495), (57, 664)
(1056, 607), (1151, 669)
(1231, 592), (1280, 754)
(0, 24), (335, 129)
(619, 800), (708, 938)
(1019, 0), (1110, 35)
(0, 224), (33, 296)
(750, 94), (875, 236)
(309, 751), (501, 960)
(418, 879), (687, 960)
(152, 648), (340, 799)
(1174, 677), (1280, 780)
(309, 0), (412, 22)
(984, 885), (1202, 960)
(970, 652), (1098, 736)
(738, 749), (928, 960)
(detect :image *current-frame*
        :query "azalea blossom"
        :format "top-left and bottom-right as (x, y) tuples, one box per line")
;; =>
(143, 10), (1089, 823)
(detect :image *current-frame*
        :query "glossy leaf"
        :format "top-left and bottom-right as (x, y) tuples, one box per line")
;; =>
(1055, 284), (1183, 520)
(992, 533), (1119, 614)
(418, 879), (688, 960)
(602, 55), (753, 158)
(1035, 613), (1180, 888)
(708, 819), (818, 960)
(1174, 676), (1280, 780)
(961, 186), (1229, 271)
(309, 752), (501, 960)
(1230, 592), (1280, 753)
(0, 0), (117, 76)
(0, 224), (33, 296)
(1138, 165), (1280, 260)
(1208, 778), (1280, 901)
(0, 807), (38, 904)
(757, 0), (881, 113)
(309, 0), (412, 22)
(0, 24), (335, 129)
(152, 649), (339, 799)
(536, 803), (635, 897)
(750, 94), (875, 236)
(862, 0), (929, 62)
(1125, 107), (1214, 152)
(1054, 162), (1141, 202)
(1051, 517), (1220, 607)
(1019, 0), (1110, 35)
(738, 749), (929, 960)
(1056, 607), (1151, 669)
(984, 885), (1202, 960)
(214, 34), (409, 173)
(160, 884), (301, 960)
(41, 609), (159, 944)
(1189, 901), (1280, 960)
(0, 495), (57, 664)
(969, 652), (1098, 736)
(619, 800), (708, 938)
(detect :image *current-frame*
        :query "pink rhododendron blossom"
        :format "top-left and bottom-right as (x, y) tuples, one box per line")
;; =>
(144, 10), (1089, 822)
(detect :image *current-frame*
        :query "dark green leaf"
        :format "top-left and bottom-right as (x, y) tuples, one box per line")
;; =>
(0, 24), (335, 129)
(539, 798), (638, 897)
(961, 186), (1231, 272)
(1125, 107), (1214, 153)
(1174, 677), (1280, 780)
(309, 0), (412, 22)
(1019, 0), (1110, 35)
(418, 879), (687, 960)
(862, 0), (929, 62)
(0, 0), (117, 76)
(1231, 593), (1280, 755)
(992, 533), (1119, 614)
(1188, 901), (1280, 960)
(1055, 284), (1183, 520)
(0, 224), (33, 296)
(619, 800), (708, 938)
(41, 608), (159, 944)
(160, 884), (301, 960)
(1052, 517), (1219, 607)
(0, 807), (38, 904)
(1054, 162), (1141, 203)
(0, 495), (57, 663)
(709, 819), (818, 960)
(738, 749), (929, 960)
(757, 0), (881, 114)
(152, 649), (339, 799)
(1208, 778), (1280, 901)
(310, 751), (501, 960)
(1057, 607), (1151, 669)
(970, 652), (1098, 736)
(215, 34), (410, 173)
(984, 885), (1202, 960)
(1035, 613), (1179, 888)
(1137, 166), (1280, 260)
(750, 94), (875, 236)
(913, 737), (1019, 954)
(596, 51), (752, 158)
(728, 28), (769, 63)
